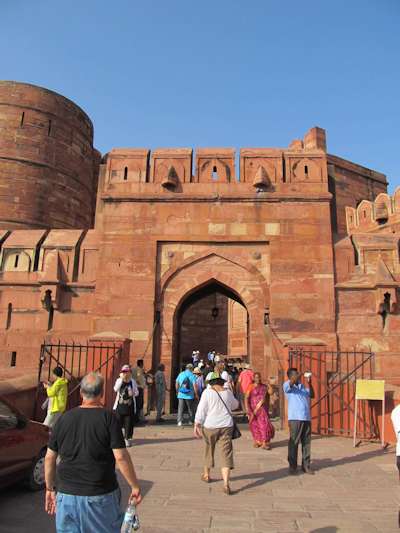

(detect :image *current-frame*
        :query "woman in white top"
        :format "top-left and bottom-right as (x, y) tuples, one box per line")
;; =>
(113, 364), (139, 447)
(194, 372), (239, 494)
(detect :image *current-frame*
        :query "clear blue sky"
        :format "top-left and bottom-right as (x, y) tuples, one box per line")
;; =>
(1, 0), (399, 190)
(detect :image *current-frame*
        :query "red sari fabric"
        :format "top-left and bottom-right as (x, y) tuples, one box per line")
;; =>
(248, 384), (275, 443)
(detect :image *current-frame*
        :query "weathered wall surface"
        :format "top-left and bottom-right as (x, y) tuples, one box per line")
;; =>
(0, 81), (100, 229)
(90, 127), (337, 395)
(334, 188), (400, 385)
(0, 84), (397, 413)
(327, 154), (387, 235)
(0, 229), (98, 373)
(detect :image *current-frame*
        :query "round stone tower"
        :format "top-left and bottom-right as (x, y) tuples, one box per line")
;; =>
(0, 81), (100, 229)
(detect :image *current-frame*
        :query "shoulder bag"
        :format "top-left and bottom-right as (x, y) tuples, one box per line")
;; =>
(214, 389), (242, 440)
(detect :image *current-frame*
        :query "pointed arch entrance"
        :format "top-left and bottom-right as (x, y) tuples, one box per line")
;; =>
(155, 252), (270, 411)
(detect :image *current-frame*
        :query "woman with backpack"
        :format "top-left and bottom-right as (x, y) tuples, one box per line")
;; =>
(113, 364), (139, 447)
(194, 372), (239, 495)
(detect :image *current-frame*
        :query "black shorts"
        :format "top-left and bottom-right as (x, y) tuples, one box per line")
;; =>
(397, 456), (400, 472)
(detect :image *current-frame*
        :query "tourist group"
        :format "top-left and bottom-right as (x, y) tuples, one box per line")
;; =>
(42, 353), (400, 533)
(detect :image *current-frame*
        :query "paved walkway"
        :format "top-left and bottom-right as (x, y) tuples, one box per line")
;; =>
(0, 421), (399, 532)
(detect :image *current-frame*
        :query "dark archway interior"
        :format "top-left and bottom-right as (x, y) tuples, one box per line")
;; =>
(170, 281), (249, 411)
(176, 281), (247, 368)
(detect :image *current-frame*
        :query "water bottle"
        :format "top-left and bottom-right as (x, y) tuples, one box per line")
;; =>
(121, 503), (140, 532)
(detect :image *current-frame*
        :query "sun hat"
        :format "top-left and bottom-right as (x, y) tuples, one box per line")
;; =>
(207, 371), (226, 381)
(121, 364), (131, 373)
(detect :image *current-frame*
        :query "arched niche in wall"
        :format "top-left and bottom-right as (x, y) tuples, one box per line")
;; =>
(356, 200), (374, 227)
(374, 193), (392, 224)
(200, 159), (232, 182)
(291, 158), (321, 182)
(345, 206), (357, 232)
(2, 250), (32, 272)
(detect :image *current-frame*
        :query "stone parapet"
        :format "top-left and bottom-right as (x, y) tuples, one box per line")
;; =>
(346, 189), (400, 234)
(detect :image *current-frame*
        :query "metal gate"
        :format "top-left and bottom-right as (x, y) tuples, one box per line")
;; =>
(288, 348), (378, 440)
(35, 340), (129, 421)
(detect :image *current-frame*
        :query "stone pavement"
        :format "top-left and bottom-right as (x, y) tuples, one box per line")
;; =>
(0, 420), (399, 533)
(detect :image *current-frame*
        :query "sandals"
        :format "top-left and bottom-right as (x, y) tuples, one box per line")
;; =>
(261, 443), (272, 450)
(201, 474), (211, 483)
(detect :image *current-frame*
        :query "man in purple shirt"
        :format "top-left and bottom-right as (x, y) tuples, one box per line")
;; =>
(283, 367), (315, 475)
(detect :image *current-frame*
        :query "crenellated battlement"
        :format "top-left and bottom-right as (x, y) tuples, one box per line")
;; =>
(346, 188), (400, 235)
(101, 126), (329, 194)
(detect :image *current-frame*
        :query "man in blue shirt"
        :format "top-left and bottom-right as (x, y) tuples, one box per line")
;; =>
(175, 364), (198, 426)
(283, 367), (315, 475)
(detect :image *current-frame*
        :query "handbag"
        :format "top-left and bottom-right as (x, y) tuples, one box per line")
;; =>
(41, 398), (49, 411)
(214, 389), (242, 440)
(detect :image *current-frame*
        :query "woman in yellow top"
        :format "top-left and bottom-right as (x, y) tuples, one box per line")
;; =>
(43, 366), (68, 428)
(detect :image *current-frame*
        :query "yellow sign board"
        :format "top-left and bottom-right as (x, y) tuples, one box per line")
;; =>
(355, 379), (385, 400)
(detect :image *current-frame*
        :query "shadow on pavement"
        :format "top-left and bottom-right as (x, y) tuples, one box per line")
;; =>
(134, 436), (195, 446)
(310, 526), (339, 533)
(232, 446), (387, 493)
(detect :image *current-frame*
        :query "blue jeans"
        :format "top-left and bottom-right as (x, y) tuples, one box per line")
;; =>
(56, 489), (123, 533)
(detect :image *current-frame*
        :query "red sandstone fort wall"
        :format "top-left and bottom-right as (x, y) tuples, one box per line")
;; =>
(0, 81), (397, 417)
(327, 154), (387, 235)
(0, 81), (100, 229)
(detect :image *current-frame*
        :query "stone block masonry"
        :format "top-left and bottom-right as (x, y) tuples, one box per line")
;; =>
(0, 81), (399, 421)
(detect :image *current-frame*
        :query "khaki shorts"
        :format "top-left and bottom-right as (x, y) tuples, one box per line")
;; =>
(202, 426), (234, 469)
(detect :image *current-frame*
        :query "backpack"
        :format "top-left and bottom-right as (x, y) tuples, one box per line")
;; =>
(179, 374), (192, 394)
(118, 382), (133, 413)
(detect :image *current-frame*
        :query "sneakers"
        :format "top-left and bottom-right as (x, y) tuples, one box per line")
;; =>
(125, 439), (132, 447)
(177, 421), (183, 427)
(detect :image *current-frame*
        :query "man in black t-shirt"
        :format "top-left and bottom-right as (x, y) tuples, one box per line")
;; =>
(44, 372), (142, 533)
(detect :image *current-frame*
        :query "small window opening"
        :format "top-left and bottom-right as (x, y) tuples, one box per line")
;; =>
(304, 165), (308, 176)
(384, 292), (391, 312)
(6, 303), (12, 330)
(212, 166), (219, 180)
(48, 120), (52, 136)
(10, 351), (17, 367)
(123, 167), (128, 181)
(282, 157), (287, 183)
(14, 254), (19, 269)
(379, 292), (391, 329)
(47, 305), (54, 331)
(20, 112), (25, 127)
(363, 210), (367, 219)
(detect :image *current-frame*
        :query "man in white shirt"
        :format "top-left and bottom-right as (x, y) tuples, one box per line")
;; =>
(390, 403), (400, 527)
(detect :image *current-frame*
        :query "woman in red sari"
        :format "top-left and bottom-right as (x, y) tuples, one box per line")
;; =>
(245, 373), (275, 449)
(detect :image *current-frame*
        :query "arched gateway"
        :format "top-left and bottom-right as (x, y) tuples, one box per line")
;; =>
(154, 252), (270, 410)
